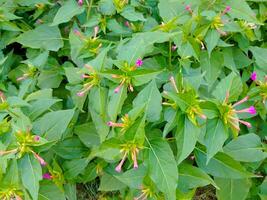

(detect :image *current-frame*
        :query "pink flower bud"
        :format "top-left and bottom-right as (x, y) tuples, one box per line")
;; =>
(107, 121), (113, 127)
(125, 21), (130, 27)
(136, 59), (143, 67)
(114, 86), (121, 93)
(250, 72), (257, 81)
(78, 0), (83, 6)
(34, 135), (40, 141)
(171, 45), (177, 51)
(43, 173), (52, 179)
(76, 91), (85, 97)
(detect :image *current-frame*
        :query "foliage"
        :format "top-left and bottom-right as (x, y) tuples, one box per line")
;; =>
(0, 0), (267, 199)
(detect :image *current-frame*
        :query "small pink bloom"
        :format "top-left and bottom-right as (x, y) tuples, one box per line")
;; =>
(33, 152), (46, 166)
(43, 173), (52, 179)
(114, 86), (121, 93)
(107, 121), (113, 127)
(248, 106), (256, 115)
(94, 26), (99, 38)
(78, 0), (83, 6)
(125, 21), (130, 27)
(238, 119), (252, 128)
(222, 6), (231, 15)
(76, 91), (85, 97)
(136, 59), (143, 67)
(171, 45), (177, 51)
(73, 29), (81, 37)
(185, 5), (191, 11)
(34, 135), (40, 141)
(115, 152), (127, 173)
(250, 72), (257, 81)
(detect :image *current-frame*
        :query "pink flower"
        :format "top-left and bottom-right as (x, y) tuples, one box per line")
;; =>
(115, 152), (128, 173)
(250, 72), (257, 81)
(76, 91), (85, 97)
(222, 6), (231, 15)
(33, 152), (46, 166)
(78, 0), (83, 6)
(34, 135), (40, 142)
(125, 21), (130, 27)
(107, 121), (124, 127)
(171, 45), (177, 51)
(185, 5), (191, 11)
(136, 59), (143, 67)
(43, 173), (52, 180)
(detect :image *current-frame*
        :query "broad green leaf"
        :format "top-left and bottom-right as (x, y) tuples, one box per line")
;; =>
(16, 24), (63, 51)
(18, 154), (42, 200)
(37, 69), (63, 89)
(74, 122), (100, 147)
(39, 183), (65, 200)
(200, 51), (223, 86)
(215, 178), (251, 200)
(99, 173), (126, 191)
(212, 72), (242, 102)
(51, 0), (84, 26)
(205, 29), (220, 56)
(178, 163), (218, 192)
(204, 118), (228, 163)
(53, 137), (87, 159)
(133, 80), (162, 122)
(108, 84), (127, 121)
(195, 147), (254, 179)
(99, 0), (116, 15)
(121, 6), (146, 21)
(249, 46), (267, 70)
(176, 115), (201, 164)
(131, 69), (162, 86)
(114, 165), (146, 189)
(146, 137), (178, 200)
(158, 0), (182, 22)
(33, 109), (75, 141)
(88, 87), (109, 142)
(223, 133), (267, 162)
(63, 158), (90, 179)
(2, 159), (19, 187)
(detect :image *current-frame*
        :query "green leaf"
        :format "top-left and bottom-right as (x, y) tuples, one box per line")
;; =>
(205, 29), (220, 56)
(99, 173), (126, 191)
(215, 178), (251, 200)
(114, 165), (146, 189)
(63, 158), (90, 179)
(223, 133), (267, 162)
(249, 46), (267, 71)
(200, 51), (223, 86)
(176, 116), (201, 164)
(212, 72), (242, 102)
(33, 109), (75, 141)
(99, 0), (116, 15)
(53, 137), (87, 159)
(18, 154), (42, 200)
(204, 118), (228, 163)
(108, 84), (127, 121)
(74, 122), (100, 148)
(178, 163), (218, 192)
(16, 24), (63, 51)
(146, 137), (178, 200)
(88, 87), (109, 142)
(121, 6), (146, 21)
(133, 80), (162, 122)
(195, 147), (254, 179)
(37, 69), (63, 89)
(39, 182), (65, 200)
(51, 0), (84, 26)
(158, 0), (182, 22)
(2, 159), (19, 187)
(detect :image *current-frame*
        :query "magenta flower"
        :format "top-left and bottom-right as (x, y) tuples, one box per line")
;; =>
(43, 173), (52, 180)
(235, 106), (256, 115)
(33, 152), (46, 166)
(250, 72), (257, 81)
(185, 5), (193, 14)
(78, 0), (83, 6)
(136, 59), (143, 67)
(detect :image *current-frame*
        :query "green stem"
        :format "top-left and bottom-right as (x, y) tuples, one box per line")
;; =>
(86, 0), (94, 21)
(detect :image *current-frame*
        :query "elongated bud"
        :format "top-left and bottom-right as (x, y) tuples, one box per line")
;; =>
(169, 76), (179, 93)
(115, 152), (128, 173)
(34, 135), (40, 142)
(78, 0), (83, 6)
(232, 96), (249, 107)
(94, 26), (99, 38)
(33, 152), (46, 166)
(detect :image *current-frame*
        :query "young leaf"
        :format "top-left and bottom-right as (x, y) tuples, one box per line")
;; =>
(133, 80), (162, 122)
(145, 137), (178, 200)
(18, 154), (42, 200)
(16, 24), (63, 51)
(204, 118), (228, 163)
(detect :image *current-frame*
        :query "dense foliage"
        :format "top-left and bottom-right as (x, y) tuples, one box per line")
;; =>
(0, 0), (267, 199)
